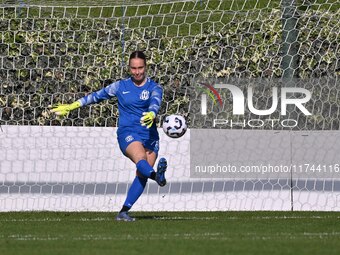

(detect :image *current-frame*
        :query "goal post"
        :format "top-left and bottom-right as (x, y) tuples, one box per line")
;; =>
(0, 0), (339, 211)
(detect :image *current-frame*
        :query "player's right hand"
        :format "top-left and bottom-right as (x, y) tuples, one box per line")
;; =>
(50, 101), (81, 116)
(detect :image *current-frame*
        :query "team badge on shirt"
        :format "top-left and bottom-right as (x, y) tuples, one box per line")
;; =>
(140, 90), (150, 100)
(125, 135), (134, 142)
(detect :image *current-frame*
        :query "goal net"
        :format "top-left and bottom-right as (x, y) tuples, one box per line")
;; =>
(0, 0), (339, 211)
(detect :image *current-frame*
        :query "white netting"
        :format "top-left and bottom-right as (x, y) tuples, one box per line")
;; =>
(0, 0), (339, 211)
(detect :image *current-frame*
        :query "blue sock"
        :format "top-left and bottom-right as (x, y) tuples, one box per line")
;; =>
(136, 159), (154, 178)
(123, 176), (148, 208)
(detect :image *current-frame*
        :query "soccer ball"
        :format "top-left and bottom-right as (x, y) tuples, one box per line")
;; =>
(162, 115), (187, 138)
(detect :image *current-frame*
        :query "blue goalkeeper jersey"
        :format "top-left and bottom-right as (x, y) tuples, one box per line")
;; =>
(78, 77), (163, 140)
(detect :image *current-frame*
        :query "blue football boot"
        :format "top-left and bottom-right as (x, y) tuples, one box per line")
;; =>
(115, 211), (135, 222)
(156, 158), (167, 187)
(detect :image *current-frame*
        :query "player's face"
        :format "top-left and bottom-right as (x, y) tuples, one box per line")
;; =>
(129, 58), (146, 85)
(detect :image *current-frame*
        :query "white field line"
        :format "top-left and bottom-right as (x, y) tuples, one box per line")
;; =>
(0, 215), (339, 222)
(0, 216), (218, 222)
(1, 233), (226, 241)
(2, 232), (340, 241)
(153, 215), (340, 220)
(0, 217), (112, 222)
(0, 218), (62, 222)
(225, 215), (340, 220)
(302, 232), (340, 237)
(153, 216), (218, 220)
(244, 232), (340, 240)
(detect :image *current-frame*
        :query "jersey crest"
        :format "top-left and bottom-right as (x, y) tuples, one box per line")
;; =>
(140, 90), (150, 100)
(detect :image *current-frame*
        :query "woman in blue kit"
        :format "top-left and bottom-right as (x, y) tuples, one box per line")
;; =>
(51, 51), (167, 222)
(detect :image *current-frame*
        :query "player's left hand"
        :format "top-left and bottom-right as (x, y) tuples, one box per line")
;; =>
(140, 111), (155, 128)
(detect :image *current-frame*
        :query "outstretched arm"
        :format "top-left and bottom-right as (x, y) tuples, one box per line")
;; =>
(50, 81), (120, 116)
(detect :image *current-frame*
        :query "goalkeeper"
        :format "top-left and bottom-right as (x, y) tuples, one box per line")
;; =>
(51, 51), (167, 222)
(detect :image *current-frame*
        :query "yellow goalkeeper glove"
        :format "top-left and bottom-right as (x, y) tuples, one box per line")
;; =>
(50, 101), (81, 116)
(140, 111), (156, 128)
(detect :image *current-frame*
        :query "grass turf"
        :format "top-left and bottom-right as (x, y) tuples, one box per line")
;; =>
(0, 211), (339, 255)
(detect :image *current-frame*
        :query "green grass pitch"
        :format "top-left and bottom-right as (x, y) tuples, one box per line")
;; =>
(0, 211), (339, 255)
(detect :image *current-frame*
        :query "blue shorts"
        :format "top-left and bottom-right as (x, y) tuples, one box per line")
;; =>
(117, 130), (159, 156)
